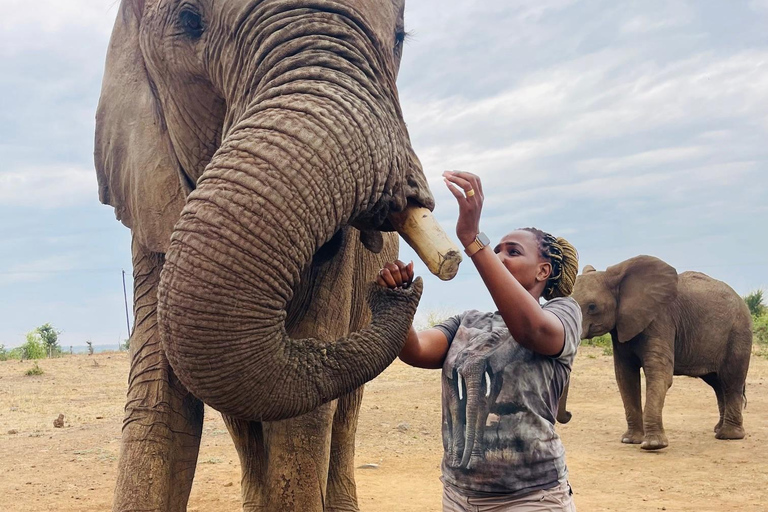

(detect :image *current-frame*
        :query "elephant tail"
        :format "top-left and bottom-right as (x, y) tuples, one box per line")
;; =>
(743, 384), (748, 410)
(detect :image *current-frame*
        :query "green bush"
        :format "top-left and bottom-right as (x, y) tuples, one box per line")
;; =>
(0, 344), (8, 361)
(753, 313), (768, 346)
(18, 332), (47, 360)
(743, 289), (765, 317)
(581, 333), (613, 356)
(25, 362), (44, 376)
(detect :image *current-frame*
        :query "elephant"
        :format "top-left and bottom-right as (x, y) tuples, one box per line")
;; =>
(94, 1), (462, 511)
(569, 255), (753, 450)
(442, 325), (570, 477)
(442, 328), (515, 471)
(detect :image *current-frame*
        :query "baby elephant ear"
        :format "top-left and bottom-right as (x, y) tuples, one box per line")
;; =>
(94, 0), (185, 253)
(607, 256), (678, 343)
(582, 265), (596, 274)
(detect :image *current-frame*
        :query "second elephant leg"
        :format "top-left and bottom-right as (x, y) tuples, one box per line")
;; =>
(326, 387), (365, 512)
(613, 348), (644, 444)
(641, 365), (673, 450)
(700, 373), (725, 433)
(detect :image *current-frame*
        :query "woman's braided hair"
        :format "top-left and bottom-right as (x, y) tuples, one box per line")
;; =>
(520, 228), (579, 301)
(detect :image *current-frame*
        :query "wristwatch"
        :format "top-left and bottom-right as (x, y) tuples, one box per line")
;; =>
(464, 232), (490, 257)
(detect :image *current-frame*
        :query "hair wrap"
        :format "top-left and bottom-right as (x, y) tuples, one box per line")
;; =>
(521, 228), (579, 301)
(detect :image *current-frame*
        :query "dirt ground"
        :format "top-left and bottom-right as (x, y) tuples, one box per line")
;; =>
(1, 346), (766, 511)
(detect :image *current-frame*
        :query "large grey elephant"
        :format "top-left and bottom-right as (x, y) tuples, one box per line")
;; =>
(94, 1), (461, 510)
(569, 255), (752, 450)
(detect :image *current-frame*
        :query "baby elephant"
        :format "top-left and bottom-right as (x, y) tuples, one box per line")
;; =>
(572, 255), (752, 450)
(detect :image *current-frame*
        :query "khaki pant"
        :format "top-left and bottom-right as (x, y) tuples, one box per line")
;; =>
(443, 481), (576, 512)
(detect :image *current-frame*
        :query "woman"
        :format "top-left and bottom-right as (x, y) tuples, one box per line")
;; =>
(377, 171), (581, 511)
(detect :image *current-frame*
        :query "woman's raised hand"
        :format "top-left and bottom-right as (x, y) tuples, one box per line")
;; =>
(443, 170), (484, 248)
(377, 260), (415, 289)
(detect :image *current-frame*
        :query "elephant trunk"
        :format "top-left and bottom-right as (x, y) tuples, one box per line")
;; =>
(459, 365), (487, 469)
(157, 9), (453, 421)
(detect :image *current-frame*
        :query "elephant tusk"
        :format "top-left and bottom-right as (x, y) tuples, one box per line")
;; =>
(388, 205), (462, 281)
(484, 371), (491, 398)
(457, 372), (464, 401)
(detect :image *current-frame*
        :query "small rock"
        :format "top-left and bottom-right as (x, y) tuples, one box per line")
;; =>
(96, 416), (104, 420)
(8, 429), (18, 435)
(357, 463), (379, 470)
(10, 407), (18, 412)
(223, 482), (234, 487)
(396, 422), (410, 432)
(53, 414), (64, 428)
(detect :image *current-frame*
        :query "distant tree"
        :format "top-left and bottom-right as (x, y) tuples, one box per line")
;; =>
(86, 341), (94, 356)
(743, 289), (765, 317)
(120, 339), (131, 352)
(36, 323), (62, 358)
(0, 344), (8, 361)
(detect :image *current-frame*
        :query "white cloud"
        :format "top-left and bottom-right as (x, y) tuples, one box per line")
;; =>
(0, 165), (98, 208)
(0, 253), (80, 286)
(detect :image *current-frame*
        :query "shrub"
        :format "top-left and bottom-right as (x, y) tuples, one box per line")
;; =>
(25, 362), (44, 376)
(18, 332), (47, 360)
(743, 290), (765, 317)
(0, 344), (8, 361)
(581, 333), (613, 356)
(753, 313), (768, 346)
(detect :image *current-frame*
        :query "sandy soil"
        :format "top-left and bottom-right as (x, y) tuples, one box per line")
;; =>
(1, 346), (766, 511)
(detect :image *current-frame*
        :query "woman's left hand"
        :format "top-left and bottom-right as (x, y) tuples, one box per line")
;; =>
(443, 170), (484, 247)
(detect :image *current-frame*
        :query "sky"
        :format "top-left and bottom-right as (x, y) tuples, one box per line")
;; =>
(1, 0), (767, 347)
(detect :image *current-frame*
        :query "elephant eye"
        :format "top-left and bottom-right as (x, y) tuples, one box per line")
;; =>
(394, 29), (408, 53)
(587, 303), (597, 313)
(179, 7), (204, 39)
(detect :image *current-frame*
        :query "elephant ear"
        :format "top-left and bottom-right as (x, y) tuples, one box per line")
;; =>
(607, 256), (678, 343)
(94, 0), (186, 253)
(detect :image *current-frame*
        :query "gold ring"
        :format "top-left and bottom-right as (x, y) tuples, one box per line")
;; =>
(466, 189), (475, 197)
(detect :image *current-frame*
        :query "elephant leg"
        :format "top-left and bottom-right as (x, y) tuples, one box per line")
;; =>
(261, 402), (337, 511)
(223, 415), (266, 511)
(715, 328), (750, 440)
(700, 373), (725, 433)
(113, 238), (204, 512)
(326, 387), (365, 512)
(640, 363), (673, 451)
(613, 347), (644, 444)
(716, 384), (746, 440)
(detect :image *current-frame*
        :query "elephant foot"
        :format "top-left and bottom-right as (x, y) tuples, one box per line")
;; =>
(715, 424), (745, 440)
(714, 419), (723, 433)
(640, 432), (668, 450)
(621, 429), (644, 444)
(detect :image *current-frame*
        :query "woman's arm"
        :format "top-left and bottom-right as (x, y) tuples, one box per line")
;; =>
(469, 247), (564, 356)
(443, 170), (565, 357)
(398, 325), (450, 369)
(377, 260), (450, 369)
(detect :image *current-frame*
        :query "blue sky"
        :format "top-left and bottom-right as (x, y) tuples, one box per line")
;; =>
(1, 0), (766, 347)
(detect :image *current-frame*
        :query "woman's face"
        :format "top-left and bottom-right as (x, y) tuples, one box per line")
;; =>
(493, 230), (552, 294)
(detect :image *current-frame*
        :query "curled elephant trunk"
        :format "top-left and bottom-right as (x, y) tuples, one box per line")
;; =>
(157, 14), (458, 421)
(157, 123), (434, 422)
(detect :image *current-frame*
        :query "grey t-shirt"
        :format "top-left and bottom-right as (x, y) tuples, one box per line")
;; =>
(434, 297), (582, 497)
